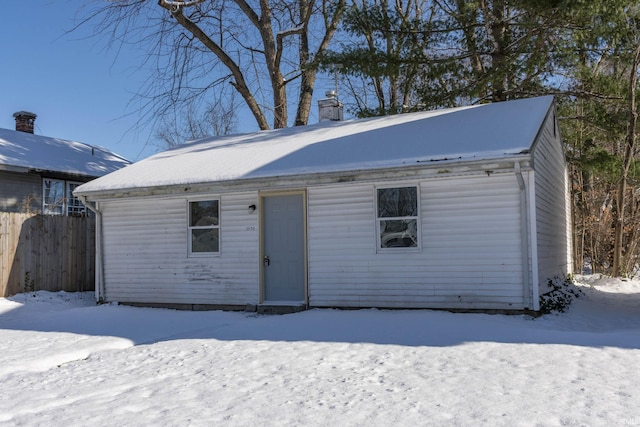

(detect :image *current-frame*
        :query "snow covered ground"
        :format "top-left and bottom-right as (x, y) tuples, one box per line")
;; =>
(0, 276), (639, 426)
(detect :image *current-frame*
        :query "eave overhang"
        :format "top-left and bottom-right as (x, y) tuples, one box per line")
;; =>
(77, 154), (532, 202)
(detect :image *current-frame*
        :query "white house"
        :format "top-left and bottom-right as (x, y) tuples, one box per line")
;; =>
(75, 96), (571, 312)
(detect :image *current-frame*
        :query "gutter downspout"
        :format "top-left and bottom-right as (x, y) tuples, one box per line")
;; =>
(79, 195), (105, 304)
(514, 162), (534, 310)
(528, 172), (540, 311)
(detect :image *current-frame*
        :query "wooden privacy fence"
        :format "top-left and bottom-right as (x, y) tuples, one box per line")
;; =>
(0, 213), (95, 296)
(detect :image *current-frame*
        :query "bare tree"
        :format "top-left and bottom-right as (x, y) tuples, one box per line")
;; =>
(79, 0), (345, 133)
(155, 89), (238, 149)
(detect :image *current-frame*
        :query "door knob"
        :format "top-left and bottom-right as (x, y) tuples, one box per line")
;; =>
(264, 255), (270, 266)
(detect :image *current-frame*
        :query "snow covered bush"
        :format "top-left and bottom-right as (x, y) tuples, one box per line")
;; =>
(539, 276), (584, 314)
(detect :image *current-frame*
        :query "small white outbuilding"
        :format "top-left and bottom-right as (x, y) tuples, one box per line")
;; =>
(75, 96), (571, 312)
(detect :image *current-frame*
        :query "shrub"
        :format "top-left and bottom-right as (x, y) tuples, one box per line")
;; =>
(539, 276), (583, 314)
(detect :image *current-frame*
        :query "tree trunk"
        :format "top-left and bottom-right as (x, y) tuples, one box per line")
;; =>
(481, 0), (508, 101)
(295, 0), (345, 126)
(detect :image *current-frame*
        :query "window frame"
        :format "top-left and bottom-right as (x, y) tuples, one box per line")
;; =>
(187, 198), (221, 257)
(375, 184), (421, 253)
(66, 181), (87, 216)
(42, 178), (90, 216)
(42, 178), (65, 215)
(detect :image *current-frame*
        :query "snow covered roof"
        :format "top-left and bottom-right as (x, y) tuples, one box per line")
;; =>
(76, 96), (554, 195)
(0, 128), (131, 178)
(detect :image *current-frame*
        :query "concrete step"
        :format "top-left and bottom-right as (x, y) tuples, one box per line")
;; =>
(257, 302), (307, 315)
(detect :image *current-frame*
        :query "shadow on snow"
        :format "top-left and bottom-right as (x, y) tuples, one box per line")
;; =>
(1, 286), (639, 350)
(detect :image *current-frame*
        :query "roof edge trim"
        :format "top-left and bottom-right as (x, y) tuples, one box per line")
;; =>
(77, 155), (532, 201)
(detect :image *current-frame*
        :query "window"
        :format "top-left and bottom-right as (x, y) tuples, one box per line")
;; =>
(66, 182), (87, 216)
(189, 200), (220, 255)
(42, 179), (88, 216)
(376, 186), (419, 250)
(43, 179), (65, 215)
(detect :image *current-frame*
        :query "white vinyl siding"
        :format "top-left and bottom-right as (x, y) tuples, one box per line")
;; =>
(307, 174), (525, 310)
(532, 110), (572, 292)
(101, 192), (259, 305)
(98, 171), (532, 310)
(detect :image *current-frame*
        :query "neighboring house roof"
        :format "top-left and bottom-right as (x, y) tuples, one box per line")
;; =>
(0, 128), (131, 177)
(76, 96), (554, 195)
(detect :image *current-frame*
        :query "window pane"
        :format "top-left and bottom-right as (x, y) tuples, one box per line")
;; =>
(190, 201), (219, 226)
(191, 229), (219, 253)
(377, 187), (417, 217)
(43, 179), (64, 215)
(380, 219), (417, 248)
(67, 182), (86, 216)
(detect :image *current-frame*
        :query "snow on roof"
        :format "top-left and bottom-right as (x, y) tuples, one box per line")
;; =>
(76, 96), (553, 195)
(0, 128), (131, 177)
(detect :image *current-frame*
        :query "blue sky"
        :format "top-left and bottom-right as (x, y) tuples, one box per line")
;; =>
(0, 2), (164, 161)
(1, 2), (343, 163)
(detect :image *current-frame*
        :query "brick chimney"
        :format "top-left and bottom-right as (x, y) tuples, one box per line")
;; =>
(13, 111), (37, 134)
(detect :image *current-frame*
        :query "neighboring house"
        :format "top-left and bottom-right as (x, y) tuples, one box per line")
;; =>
(0, 112), (130, 215)
(75, 96), (571, 312)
